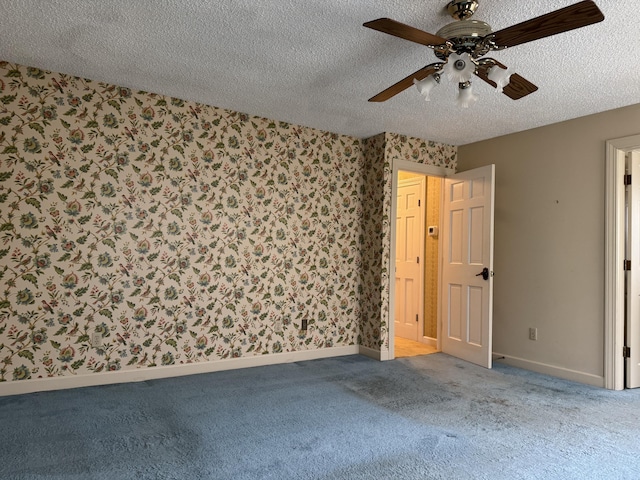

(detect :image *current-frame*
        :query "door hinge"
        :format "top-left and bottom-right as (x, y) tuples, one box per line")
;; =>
(623, 346), (631, 358)
(624, 174), (632, 186)
(417, 256), (420, 264)
(624, 260), (631, 271)
(416, 314), (419, 323)
(418, 199), (421, 207)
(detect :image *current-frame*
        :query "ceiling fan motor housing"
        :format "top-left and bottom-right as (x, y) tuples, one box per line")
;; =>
(435, 19), (494, 60)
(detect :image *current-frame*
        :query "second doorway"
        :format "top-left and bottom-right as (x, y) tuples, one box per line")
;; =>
(394, 170), (440, 357)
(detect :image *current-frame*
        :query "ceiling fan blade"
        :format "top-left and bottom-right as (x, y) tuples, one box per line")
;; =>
(476, 62), (538, 100)
(491, 0), (604, 49)
(501, 74), (539, 100)
(363, 18), (448, 47)
(369, 64), (442, 102)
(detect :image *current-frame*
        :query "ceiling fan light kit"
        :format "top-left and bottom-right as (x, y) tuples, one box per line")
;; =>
(457, 81), (478, 109)
(443, 52), (475, 83)
(413, 74), (440, 102)
(487, 65), (512, 93)
(364, 0), (604, 106)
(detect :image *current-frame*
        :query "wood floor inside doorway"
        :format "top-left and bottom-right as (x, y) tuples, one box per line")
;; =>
(394, 337), (438, 358)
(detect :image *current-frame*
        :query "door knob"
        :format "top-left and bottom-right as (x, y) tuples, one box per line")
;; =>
(476, 267), (490, 281)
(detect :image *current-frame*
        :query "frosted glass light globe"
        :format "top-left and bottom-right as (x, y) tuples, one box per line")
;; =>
(413, 75), (439, 101)
(443, 53), (475, 83)
(487, 65), (512, 92)
(457, 84), (478, 108)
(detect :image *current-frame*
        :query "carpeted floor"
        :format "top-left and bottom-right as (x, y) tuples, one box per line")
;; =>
(2, 353), (640, 480)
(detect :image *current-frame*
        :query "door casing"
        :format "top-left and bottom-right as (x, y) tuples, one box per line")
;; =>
(625, 151), (640, 388)
(605, 134), (640, 390)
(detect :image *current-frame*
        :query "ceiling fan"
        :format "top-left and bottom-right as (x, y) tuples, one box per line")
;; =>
(364, 0), (604, 105)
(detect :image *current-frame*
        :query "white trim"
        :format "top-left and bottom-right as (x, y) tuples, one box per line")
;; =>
(359, 345), (383, 360)
(494, 352), (605, 388)
(0, 346), (360, 397)
(389, 160), (453, 360)
(380, 347), (391, 361)
(605, 135), (640, 390)
(420, 336), (438, 348)
(604, 143), (624, 390)
(393, 160), (452, 178)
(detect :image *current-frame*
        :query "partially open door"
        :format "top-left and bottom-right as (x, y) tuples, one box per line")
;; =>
(626, 152), (640, 388)
(441, 165), (495, 368)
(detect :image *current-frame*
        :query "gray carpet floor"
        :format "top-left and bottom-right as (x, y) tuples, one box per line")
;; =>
(1, 353), (640, 479)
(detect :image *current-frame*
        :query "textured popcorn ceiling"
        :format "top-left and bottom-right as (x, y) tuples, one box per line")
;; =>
(0, 0), (636, 146)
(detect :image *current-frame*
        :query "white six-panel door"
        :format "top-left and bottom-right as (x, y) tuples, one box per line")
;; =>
(395, 178), (425, 341)
(441, 165), (495, 368)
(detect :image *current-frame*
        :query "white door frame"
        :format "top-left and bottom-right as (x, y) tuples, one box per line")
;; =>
(389, 159), (452, 359)
(604, 134), (640, 390)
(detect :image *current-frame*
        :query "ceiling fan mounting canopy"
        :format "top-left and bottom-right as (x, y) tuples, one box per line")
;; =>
(447, 0), (479, 21)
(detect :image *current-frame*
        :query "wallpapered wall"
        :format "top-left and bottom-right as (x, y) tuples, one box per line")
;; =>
(359, 133), (386, 350)
(0, 61), (455, 386)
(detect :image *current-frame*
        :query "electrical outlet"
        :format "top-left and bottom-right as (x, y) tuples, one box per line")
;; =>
(91, 332), (103, 347)
(274, 321), (282, 333)
(529, 328), (537, 341)
(301, 319), (308, 331)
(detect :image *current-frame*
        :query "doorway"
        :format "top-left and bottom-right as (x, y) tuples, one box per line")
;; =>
(605, 135), (640, 389)
(389, 161), (495, 368)
(394, 171), (441, 358)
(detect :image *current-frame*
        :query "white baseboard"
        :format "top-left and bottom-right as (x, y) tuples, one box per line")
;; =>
(421, 337), (437, 347)
(358, 345), (391, 361)
(358, 345), (382, 360)
(494, 352), (605, 388)
(0, 345), (360, 397)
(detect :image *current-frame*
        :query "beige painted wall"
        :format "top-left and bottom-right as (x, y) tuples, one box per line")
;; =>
(458, 103), (640, 381)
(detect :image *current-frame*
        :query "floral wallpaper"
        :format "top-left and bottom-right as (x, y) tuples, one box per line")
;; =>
(0, 61), (455, 387)
(358, 134), (386, 350)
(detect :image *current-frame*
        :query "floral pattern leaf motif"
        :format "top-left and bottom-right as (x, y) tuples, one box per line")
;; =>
(0, 60), (455, 383)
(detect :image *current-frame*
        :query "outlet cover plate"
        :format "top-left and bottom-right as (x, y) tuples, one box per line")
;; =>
(91, 333), (103, 347)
